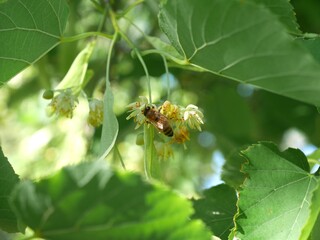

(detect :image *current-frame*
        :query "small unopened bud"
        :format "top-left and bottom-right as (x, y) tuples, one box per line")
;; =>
(42, 89), (54, 100)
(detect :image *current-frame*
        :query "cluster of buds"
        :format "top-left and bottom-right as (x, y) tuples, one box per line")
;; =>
(43, 88), (104, 127)
(126, 96), (204, 144)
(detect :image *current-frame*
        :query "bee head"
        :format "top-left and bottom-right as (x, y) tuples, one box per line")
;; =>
(143, 106), (151, 116)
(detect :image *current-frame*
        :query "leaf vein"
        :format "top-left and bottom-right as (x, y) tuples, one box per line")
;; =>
(0, 11), (17, 27)
(188, 18), (268, 61)
(286, 177), (313, 240)
(0, 27), (59, 39)
(0, 56), (31, 64)
(46, 0), (62, 35)
(18, 0), (39, 30)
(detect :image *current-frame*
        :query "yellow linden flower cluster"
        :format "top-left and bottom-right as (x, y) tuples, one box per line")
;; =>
(127, 97), (204, 144)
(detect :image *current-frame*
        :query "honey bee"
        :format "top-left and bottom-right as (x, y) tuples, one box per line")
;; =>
(143, 105), (174, 137)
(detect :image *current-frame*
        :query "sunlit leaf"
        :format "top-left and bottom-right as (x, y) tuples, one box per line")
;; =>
(0, 147), (19, 233)
(10, 162), (211, 240)
(192, 184), (237, 240)
(0, 0), (69, 83)
(159, 0), (320, 106)
(233, 143), (318, 240)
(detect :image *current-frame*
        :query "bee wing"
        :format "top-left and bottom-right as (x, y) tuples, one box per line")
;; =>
(155, 121), (164, 130)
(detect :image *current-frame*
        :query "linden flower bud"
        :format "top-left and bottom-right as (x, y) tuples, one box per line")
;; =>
(182, 104), (204, 131)
(88, 99), (104, 127)
(48, 89), (78, 118)
(42, 89), (54, 100)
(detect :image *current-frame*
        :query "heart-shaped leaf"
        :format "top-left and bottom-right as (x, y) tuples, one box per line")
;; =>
(233, 143), (318, 240)
(159, 0), (320, 106)
(0, 0), (69, 83)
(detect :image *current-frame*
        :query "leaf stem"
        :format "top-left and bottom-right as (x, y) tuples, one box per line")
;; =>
(98, 31), (119, 159)
(106, 36), (118, 82)
(90, 0), (105, 13)
(111, 14), (152, 103)
(308, 158), (320, 165)
(161, 54), (170, 100)
(61, 32), (113, 43)
(97, 6), (108, 33)
(116, 0), (145, 18)
(117, 33), (152, 103)
(141, 49), (187, 66)
(115, 145), (126, 170)
(144, 125), (154, 180)
(108, 5), (154, 179)
(133, 48), (152, 103)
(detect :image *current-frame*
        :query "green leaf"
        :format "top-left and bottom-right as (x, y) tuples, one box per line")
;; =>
(10, 162), (211, 240)
(192, 184), (237, 240)
(221, 148), (247, 190)
(299, 181), (320, 240)
(234, 143), (318, 240)
(56, 41), (96, 94)
(146, 36), (184, 62)
(0, 0), (69, 83)
(159, 0), (320, 106)
(261, 142), (310, 172)
(251, 0), (300, 34)
(296, 38), (320, 63)
(0, 147), (19, 233)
